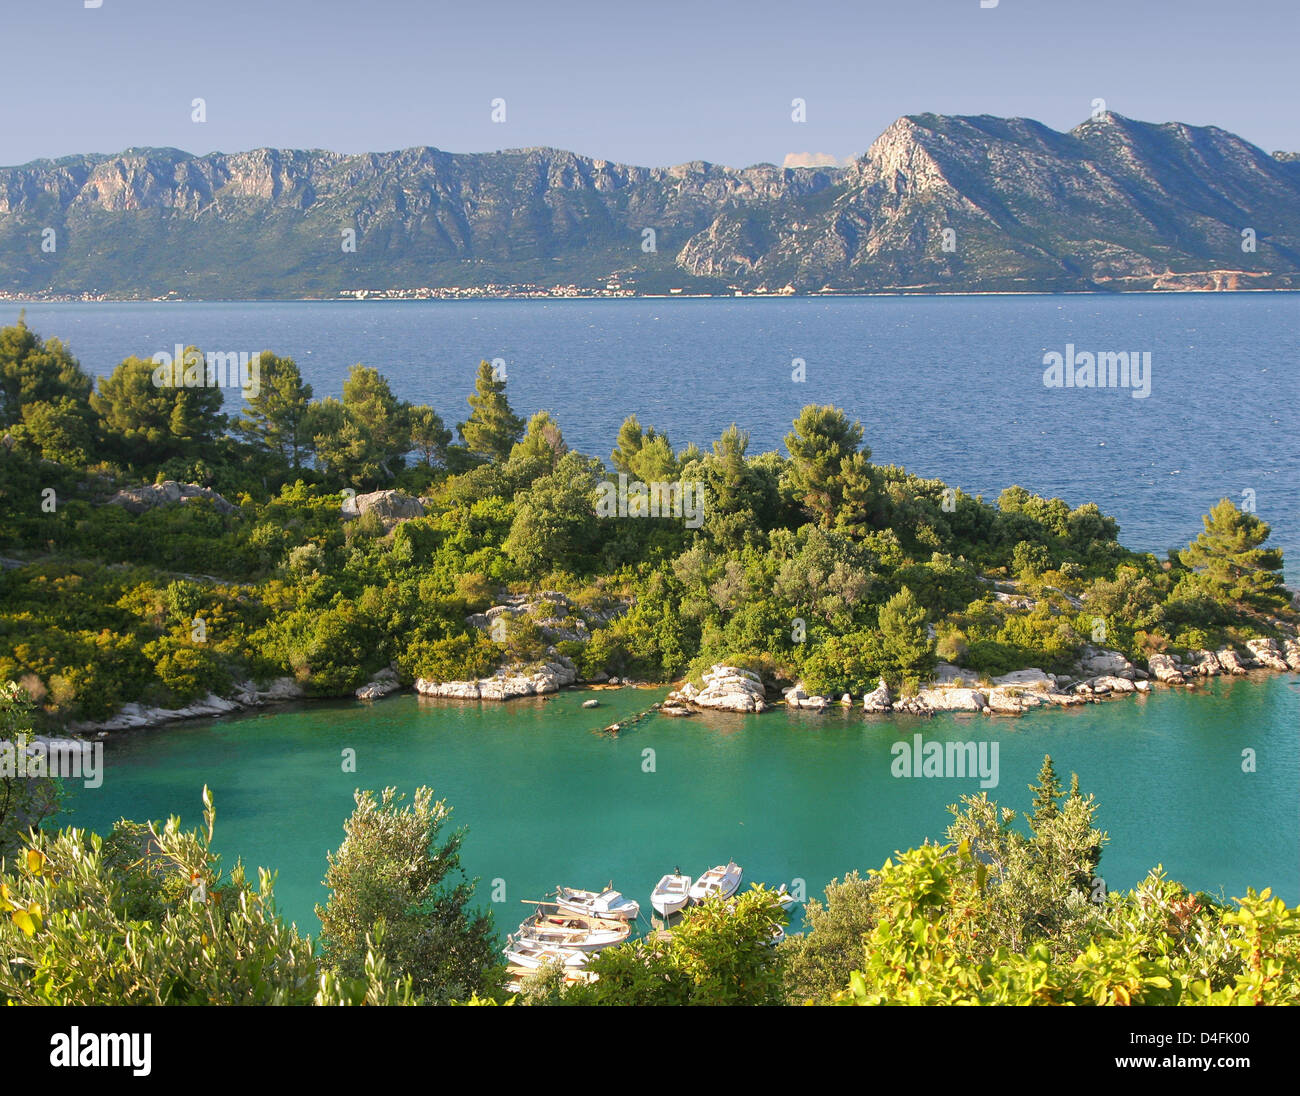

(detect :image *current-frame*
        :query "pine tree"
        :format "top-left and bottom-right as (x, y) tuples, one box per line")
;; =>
(1178, 497), (1286, 610)
(509, 410), (567, 469)
(238, 351), (313, 471)
(609, 414), (646, 476)
(458, 360), (524, 462)
(1028, 754), (1063, 828)
(409, 404), (452, 467)
(784, 405), (867, 528)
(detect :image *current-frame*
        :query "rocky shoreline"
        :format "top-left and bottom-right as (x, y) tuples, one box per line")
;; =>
(56, 623), (1300, 739)
(663, 637), (1300, 719)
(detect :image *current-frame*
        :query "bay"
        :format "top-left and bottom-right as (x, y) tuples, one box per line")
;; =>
(61, 674), (1300, 936)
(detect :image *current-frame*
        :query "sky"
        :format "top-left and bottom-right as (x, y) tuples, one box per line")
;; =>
(2, 0), (1297, 168)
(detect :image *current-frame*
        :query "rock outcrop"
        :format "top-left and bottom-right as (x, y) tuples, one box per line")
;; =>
(415, 654), (578, 700)
(917, 687), (988, 712)
(355, 669), (400, 700)
(1245, 638), (1291, 672)
(668, 666), (769, 713)
(1215, 648), (1249, 675)
(107, 480), (237, 515)
(783, 682), (830, 711)
(72, 692), (243, 732)
(342, 489), (425, 528)
(1077, 647), (1138, 678)
(862, 678), (892, 712)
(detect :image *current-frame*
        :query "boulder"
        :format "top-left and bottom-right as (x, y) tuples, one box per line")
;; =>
(415, 655), (577, 701)
(1091, 674), (1136, 694)
(782, 681), (830, 711)
(1215, 648), (1249, 675)
(862, 678), (892, 713)
(1189, 650), (1222, 676)
(1245, 638), (1290, 672)
(991, 668), (1056, 688)
(107, 480), (237, 516)
(986, 690), (1033, 714)
(669, 665), (768, 713)
(1078, 647), (1136, 677)
(1284, 639), (1300, 672)
(917, 687), (988, 712)
(891, 695), (934, 717)
(1147, 653), (1187, 685)
(582, 698), (600, 709)
(356, 680), (399, 701)
(343, 489), (425, 527)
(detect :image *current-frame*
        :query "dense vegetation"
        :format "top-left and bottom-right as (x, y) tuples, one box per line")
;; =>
(0, 317), (1292, 725)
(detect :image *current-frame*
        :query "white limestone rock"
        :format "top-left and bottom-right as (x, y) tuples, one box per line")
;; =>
(862, 678), (892, 712)
(1147, 653), (1188, 685)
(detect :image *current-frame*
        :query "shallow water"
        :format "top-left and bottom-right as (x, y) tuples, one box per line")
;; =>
(61, 673), (1300, 936)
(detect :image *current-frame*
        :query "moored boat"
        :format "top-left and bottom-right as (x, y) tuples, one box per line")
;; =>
(516, 919), (629, 952)
(688, 861), (742, 904)
(650, 871), (693, 917)
(775, 884), (800, 911)
(503, 934), (591, 970)
(555, 885), (641, 922)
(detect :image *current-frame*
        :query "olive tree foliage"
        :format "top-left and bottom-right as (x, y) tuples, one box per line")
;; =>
(779, 870), (878, 1003)
(317, 786), (498, 1003)
(0, 681), (63, 861)
(562, 886), (788, 1006)
(835, 841), (1300, 1006)
(0, 788), (413, 1005)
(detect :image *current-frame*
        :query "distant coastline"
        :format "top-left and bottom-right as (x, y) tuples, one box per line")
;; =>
(5, 285), (1299, 306)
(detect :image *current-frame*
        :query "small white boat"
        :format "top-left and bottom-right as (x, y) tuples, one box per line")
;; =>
(651, 872), (693, 917)
(555, 885), (641, 922)
(516, 920), (629, 952)
(688, 861), (742, 904)
(504, 966), (597, 993)
(775, 884), (800, 911)
(502, 934), (590, 970)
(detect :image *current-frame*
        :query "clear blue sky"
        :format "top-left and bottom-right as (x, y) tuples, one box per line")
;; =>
(3, 0), (1296, 167)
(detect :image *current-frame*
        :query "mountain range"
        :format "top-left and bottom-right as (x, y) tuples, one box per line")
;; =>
(2, 112), (1298, 299)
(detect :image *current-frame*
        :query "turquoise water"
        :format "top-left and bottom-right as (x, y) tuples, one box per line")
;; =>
(61, 674), (1300, 936)
(8, 295), (1300, 576)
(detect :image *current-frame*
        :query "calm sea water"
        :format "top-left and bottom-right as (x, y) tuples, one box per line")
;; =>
(8, 295), (1300, 576)
(62, 675), (1300, 935)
